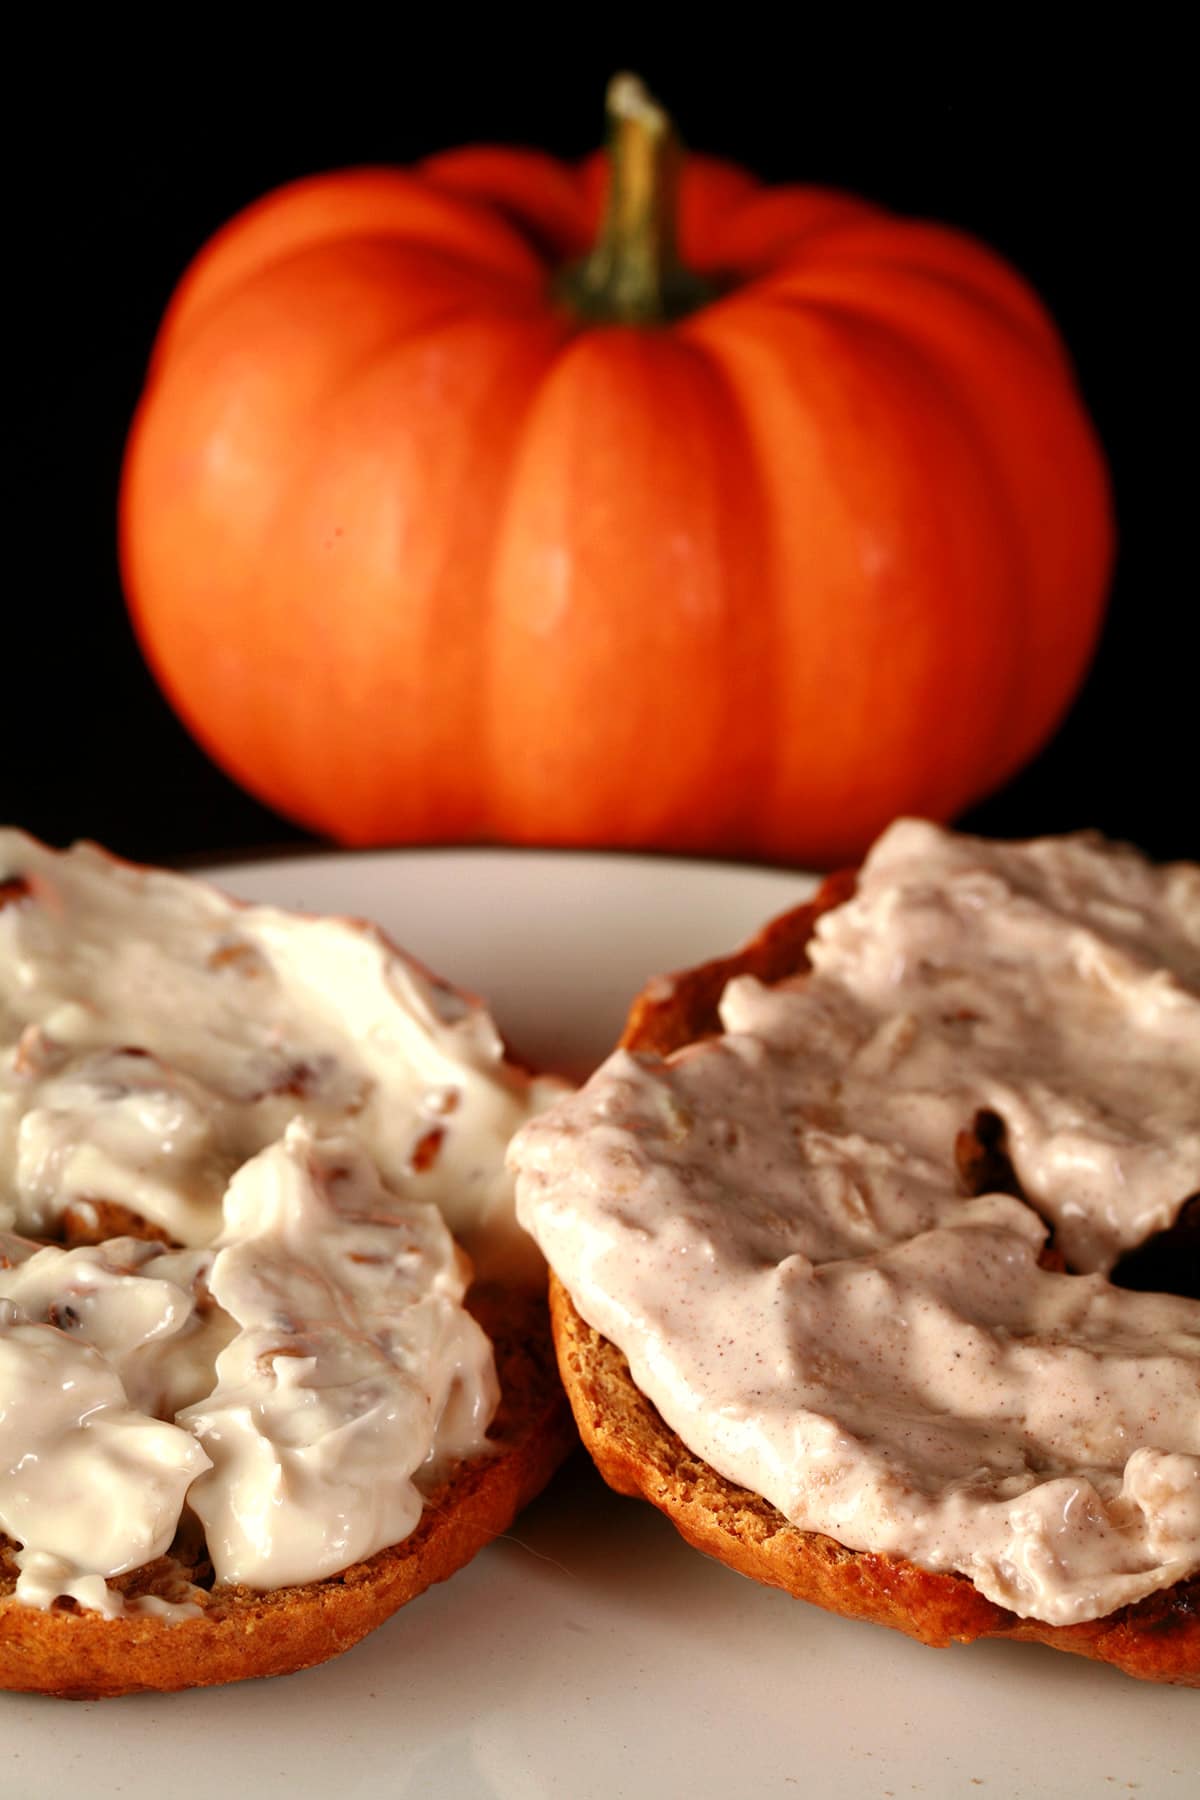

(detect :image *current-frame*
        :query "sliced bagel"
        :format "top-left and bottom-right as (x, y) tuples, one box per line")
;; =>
(540, 871), (1200, 1688)
(0, 830), (574, 1698)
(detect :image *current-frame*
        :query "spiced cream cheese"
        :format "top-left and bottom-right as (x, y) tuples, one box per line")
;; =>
(511, 820), (1200, 1628)
(0, 830), (562, 1616)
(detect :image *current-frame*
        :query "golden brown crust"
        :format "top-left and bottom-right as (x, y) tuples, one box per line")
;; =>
(617, 869), (858, 1056)
(1, 1285), (574, 1699)
(550, 873), (1200, 1687)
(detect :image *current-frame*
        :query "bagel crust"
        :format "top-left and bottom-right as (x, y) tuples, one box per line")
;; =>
(544, 875), (1200, 1688)
(1, 1285), (573, 1699)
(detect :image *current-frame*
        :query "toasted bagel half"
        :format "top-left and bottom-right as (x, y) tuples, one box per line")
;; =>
(545, 875), (1200, 1688)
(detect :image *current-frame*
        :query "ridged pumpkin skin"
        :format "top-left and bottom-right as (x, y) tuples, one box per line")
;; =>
(120, 146), (1113, 864)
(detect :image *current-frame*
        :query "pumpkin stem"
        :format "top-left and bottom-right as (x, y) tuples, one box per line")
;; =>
(558, 74), (717, 325)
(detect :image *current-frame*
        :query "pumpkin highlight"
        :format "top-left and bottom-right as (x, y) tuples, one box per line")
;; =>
(120, 76), (1113, 864)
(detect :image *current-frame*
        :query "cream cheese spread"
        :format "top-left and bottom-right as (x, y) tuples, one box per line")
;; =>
(179, 1121), (498, 1588)
(0, 829), (561, 1616)
(511, 820), (1200, 1627)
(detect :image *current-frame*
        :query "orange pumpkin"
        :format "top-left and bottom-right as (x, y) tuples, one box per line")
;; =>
(120, 77), (1113, 865)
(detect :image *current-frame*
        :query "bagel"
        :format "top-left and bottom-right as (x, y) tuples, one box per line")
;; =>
(0, 831), (573, 1697)
(513, 823), (1200, 1686)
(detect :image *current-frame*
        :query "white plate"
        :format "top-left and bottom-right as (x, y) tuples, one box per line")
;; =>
(3, 849), (1196, 1799)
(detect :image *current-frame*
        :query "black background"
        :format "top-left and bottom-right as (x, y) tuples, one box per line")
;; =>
(11, 32), (1194, 866)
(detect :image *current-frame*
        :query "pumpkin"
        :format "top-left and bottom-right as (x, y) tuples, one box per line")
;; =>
(120, 76), (1113, 865)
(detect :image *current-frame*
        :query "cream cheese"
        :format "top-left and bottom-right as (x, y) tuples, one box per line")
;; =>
(0, 1300), (211, 1615)
(179, 1121), (497, 1588)
(511, 820), (1200, 1628)
(0, 830), (562, 1279)
(0, 829), (561, 1617)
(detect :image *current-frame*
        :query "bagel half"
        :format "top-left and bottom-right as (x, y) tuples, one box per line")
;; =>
(544, 875), (1200, 1688)
(0, 831), (575, 1699)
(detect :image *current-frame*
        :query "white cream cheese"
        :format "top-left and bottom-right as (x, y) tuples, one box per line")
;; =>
(0, 830), (562, 1278)
(0, 829), (561, 1616)
(179, 1121), (497, 1588)
(0, 1300), (211, 1615)
(511, 820), (1200, 1628)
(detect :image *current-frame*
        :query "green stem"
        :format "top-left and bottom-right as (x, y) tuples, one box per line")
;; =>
(558, 74), (716, 325)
